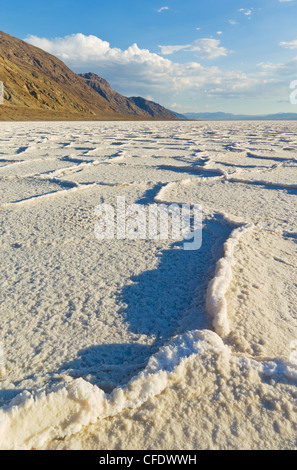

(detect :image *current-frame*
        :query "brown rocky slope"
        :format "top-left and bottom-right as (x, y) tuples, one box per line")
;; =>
(79, 72), (178, 120)
(0, 31), (125, 120)
(0, 31), (178, 121)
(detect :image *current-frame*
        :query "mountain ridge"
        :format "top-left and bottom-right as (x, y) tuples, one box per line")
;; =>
(78, 72), (178, 120)
(0, 31), (177, 121)
(0, 31), (121, 120)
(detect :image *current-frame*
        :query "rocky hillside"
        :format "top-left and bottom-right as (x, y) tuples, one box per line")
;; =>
(0, 31), (178, 121)
(0, 31), (126, 120)
(79, 72), (178, 120)
(129, 96), (178, 119)
(78, 73), (146, 117)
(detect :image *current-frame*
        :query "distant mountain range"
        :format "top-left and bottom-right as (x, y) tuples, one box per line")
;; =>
(0, 31), (177, 121)
(178, 112), (297, 121)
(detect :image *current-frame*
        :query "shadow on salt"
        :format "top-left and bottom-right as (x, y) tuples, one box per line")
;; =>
(228, 178), (297, 195)
(57, 216), (234, 392)
(154, 164), (224, 178)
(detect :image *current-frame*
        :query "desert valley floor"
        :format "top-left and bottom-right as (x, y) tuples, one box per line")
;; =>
(0, 120), (297, 449)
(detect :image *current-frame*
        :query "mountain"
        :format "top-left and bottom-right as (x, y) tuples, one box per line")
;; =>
(171, 111), (188, 120)
(128, 96), (178, 119)
(183, 112), (297, 121)
(0, 31), (125, 120)
(0, 31), (177, 121)
(79, 72), (178, 120)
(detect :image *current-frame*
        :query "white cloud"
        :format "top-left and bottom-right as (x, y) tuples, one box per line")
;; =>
(257, 62), (286, 73)
(158, 44), (188, 55)
(157, 6), (169, 13)
(280, 39), (297, 49)
(24, 33), (277, 107)
(257, 57), (297, 77)
(26, 33), (171, 67)
(159, 38), (229, 59)
(238, 8), (253, 19)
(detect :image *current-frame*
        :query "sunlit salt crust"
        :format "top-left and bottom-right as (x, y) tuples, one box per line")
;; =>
(0, 120), (296, 450)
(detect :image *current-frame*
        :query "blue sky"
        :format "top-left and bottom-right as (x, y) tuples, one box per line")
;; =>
(2, 0), (297, 114)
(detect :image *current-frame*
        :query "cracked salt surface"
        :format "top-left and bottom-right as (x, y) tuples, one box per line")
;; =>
(0, 120), (296, 450)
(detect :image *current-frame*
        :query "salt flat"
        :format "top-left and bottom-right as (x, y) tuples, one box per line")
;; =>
(0, 120), (296, 450)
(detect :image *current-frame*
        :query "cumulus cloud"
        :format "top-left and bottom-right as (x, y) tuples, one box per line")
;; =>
(26, 33), (173, 70)
(24, 33), (276, 106)
(159, 38), (229, 59)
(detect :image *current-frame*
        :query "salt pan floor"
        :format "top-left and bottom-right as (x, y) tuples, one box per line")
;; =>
(0, 121), (296, 450)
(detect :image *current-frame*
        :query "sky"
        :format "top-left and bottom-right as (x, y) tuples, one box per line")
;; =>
(2, 0), (297, 114)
